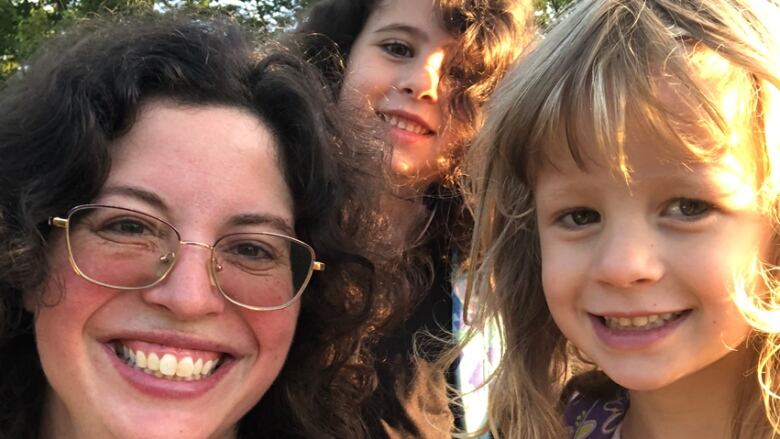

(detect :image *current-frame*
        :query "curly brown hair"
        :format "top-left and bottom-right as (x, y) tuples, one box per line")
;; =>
(289, 1), (536, 437)
(291, 0), (535, 186)
(0, 14), (405, 439)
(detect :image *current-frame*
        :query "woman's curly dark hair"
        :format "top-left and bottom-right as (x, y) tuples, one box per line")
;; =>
(0, 14), (403, 439)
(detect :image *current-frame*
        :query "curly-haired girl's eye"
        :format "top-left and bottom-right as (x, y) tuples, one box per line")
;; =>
(380, 41), (414, 58)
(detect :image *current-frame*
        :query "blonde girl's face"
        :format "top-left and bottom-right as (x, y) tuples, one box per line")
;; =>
(534, 76), (772, 392)
(340, 0), (455, 189)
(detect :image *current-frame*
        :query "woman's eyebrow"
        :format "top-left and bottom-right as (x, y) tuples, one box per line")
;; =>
(100, 185), (168, 213)
(227, 213), (295, 236)
(374, 23), (428, 42)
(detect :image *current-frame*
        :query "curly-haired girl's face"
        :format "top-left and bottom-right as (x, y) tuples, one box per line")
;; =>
(341, 0), (455, 189)
(30, 101), (299, 438)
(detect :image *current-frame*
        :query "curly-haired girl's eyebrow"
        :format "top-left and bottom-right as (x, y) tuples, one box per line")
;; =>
(373, 23), (429, 42)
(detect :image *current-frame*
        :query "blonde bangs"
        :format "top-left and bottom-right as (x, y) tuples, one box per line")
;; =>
(462, 0), (780, 436)
(530, 28), (764, 189)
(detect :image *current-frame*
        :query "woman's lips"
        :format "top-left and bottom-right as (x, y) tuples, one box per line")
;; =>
(590, 310), (692, 350)
(114, 339), (224, 380)
(99, 333), (239, 399)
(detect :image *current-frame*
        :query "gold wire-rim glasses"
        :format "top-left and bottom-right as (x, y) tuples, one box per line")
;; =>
(49, 204), (325, 311)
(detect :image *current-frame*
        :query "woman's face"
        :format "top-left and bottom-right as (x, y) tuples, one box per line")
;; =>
(341, 0), (455, 189)
(32, 101), (299, 438)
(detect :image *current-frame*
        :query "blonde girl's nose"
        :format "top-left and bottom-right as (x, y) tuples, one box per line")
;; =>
(592, 223), (664, 289)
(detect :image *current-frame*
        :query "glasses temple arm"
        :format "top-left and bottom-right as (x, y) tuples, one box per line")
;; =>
(49, 217), (68, 228)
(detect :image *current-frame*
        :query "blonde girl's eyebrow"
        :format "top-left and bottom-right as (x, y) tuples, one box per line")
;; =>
(226, 213), (295, 236)
(373, 23), (428, 42)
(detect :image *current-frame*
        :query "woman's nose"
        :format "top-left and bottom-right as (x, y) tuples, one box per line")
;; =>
(141, 242), (225, 319)
(396, 49), (445, 102)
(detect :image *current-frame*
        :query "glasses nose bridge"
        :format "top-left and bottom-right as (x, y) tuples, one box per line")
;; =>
(179, 240), (215, 251)
(165, 240), (218, 287)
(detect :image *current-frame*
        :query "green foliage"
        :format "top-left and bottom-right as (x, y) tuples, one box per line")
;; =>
(0, 0), (571, 83)
(0, 0), (314, 82)
(535, 0), (574, 29)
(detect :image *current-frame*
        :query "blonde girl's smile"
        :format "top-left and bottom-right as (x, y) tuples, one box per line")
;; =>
(597, 311), (688, 331)
(589, 311), (691, 350)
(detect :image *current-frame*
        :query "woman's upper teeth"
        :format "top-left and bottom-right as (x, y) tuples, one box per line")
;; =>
(116, 341), (222, 380)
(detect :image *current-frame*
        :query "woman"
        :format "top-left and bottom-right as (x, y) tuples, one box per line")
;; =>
(0, 15), (399, 439)
(292, 0), (535, 436)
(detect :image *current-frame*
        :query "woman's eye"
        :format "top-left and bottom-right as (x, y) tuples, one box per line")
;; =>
(232, 242), (273, 259)
(380, 41), (413, 58)
(664, 198), (712, 218)
(559, 209), (601, 228)
(104, 219), (151, 235)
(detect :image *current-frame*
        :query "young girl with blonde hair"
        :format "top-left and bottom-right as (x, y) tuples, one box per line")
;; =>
(464, 0), (780, 437)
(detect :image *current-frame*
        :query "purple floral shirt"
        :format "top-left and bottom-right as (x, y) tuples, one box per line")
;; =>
(563, 389), (629, 439)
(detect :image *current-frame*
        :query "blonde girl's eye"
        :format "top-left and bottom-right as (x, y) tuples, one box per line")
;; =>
(559, 208), (601, 228)
(663, 198), (713, 219)
(380, 40), (414, 58)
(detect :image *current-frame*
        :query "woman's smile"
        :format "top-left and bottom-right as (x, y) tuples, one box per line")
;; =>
(33, 101), (300, 437)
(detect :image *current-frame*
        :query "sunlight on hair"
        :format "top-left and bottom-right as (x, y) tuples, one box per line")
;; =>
(396, 160), (411, 173)
(732, 257), (780, 435)
(712, 153), (759, 209)
(759, 82), (780, 217)
(733, 259), (780, 334)
(424, 50), (447, 101)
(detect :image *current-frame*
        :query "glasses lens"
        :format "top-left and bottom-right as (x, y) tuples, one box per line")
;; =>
(67, 206), (179, 288)
(213, 233), (314, 309)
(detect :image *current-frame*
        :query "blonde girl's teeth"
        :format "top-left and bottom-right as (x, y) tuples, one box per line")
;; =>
(632, 316), (648, 326)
